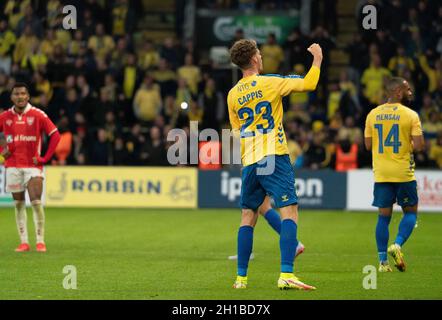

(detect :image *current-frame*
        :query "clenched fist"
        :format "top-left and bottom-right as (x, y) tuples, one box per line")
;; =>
(307, 43), (323, 60)
(307, 43), (323, 68)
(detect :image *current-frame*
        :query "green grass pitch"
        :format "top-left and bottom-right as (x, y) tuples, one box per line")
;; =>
(0, 208), (441, 300)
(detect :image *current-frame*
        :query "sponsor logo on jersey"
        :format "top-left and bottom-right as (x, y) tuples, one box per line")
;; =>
(14, 135), (37, 142)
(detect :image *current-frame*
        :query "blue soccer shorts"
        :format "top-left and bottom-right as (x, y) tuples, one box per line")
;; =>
(372, 180), (418, 208)
(240, 155), (298, 211)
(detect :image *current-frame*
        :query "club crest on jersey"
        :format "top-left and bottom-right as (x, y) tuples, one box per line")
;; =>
(6, 119), (13, 126)
(26, 117), (35, 126)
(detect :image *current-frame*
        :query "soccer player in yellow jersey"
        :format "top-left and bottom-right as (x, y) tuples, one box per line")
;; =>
(364, 77), (425, 273)
(228, 39), (322, 290)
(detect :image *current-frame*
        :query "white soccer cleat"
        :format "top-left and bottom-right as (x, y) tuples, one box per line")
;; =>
(228, 242), (304, 260)
(228, 253), (255, 260)
(296, 242), (305, 257)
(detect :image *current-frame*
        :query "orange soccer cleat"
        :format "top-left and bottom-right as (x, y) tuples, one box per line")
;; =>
(15, 243), (31, 252)
(36, 243), (47, 252)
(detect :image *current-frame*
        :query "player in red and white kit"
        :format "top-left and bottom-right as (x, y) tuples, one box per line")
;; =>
(0, 83), (60, 252)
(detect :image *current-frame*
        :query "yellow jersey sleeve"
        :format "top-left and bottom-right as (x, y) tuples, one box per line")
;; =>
(364, 112), (373, 138)
(411, 111), (423, 136)
(272, 66), (320, 96)
(227, 91), (241, 131)
(303, 66), (321, 91)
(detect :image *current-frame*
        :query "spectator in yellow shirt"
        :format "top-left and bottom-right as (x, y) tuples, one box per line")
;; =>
(138, 40), (160, 71)
(3, 0), (30, 30)
(177, 54), (201, 95)
(133, 75), (162, 123)
(418, 53), (441, 93)
(388, 46), (415, 77)
(420, 93), (439, 123)
(260, 33), (284, 74)
(101, 74), (119, 103)
(327, 82), (341, 120)
(423, 111), (442, 141)
(429, 133), (442, 168)
(152, 58), (177, 97)
(188, 100), (203, 122)
(67, 30), (86, 58)
(122, 54), (139, 99)
(337, 116), (363, 145)
(175, 78), (192, 110)
(13, 25), (39, 64)
(46, 0), (62, 28)
(55, 26), (72, 51)
(88, 23), (116, 60)
(110, 37), (130, 71)
(329, 111), (343, 131)
(40, 29), (59, 58)
(0, 19), (16, 74)
(112, 0), (131, 36)
(32, 71), (53, 105)
(361, 54), (391, 104)
(21, 42), (48, 72)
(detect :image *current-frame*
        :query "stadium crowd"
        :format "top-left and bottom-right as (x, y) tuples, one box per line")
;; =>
(0, 0), (441, 169)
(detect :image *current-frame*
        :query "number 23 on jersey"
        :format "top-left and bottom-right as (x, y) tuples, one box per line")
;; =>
(238, 101), (275, 138)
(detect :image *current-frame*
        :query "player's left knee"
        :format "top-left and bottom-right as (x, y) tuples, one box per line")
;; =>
(31, 200), (42, 206)
(402, 205), (418, 214)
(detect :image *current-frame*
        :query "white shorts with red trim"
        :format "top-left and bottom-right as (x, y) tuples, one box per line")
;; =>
(5, 168), (44, 193)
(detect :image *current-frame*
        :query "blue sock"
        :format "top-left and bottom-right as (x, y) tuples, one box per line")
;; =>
(237, 226), (254, 277)
(376, 215), (391, 263)
(395, 212), (417, 246)
(280, 219), (298, 273)
(263, 209), (281, 234)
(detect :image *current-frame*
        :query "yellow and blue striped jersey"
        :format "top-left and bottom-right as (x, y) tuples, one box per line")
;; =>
(228, 66), (320, 166)
(365, 103), (423, 182)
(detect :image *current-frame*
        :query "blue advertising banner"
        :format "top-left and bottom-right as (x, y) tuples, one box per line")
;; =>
(198, 169), (242, 208)
(198, 169), (347, 209)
